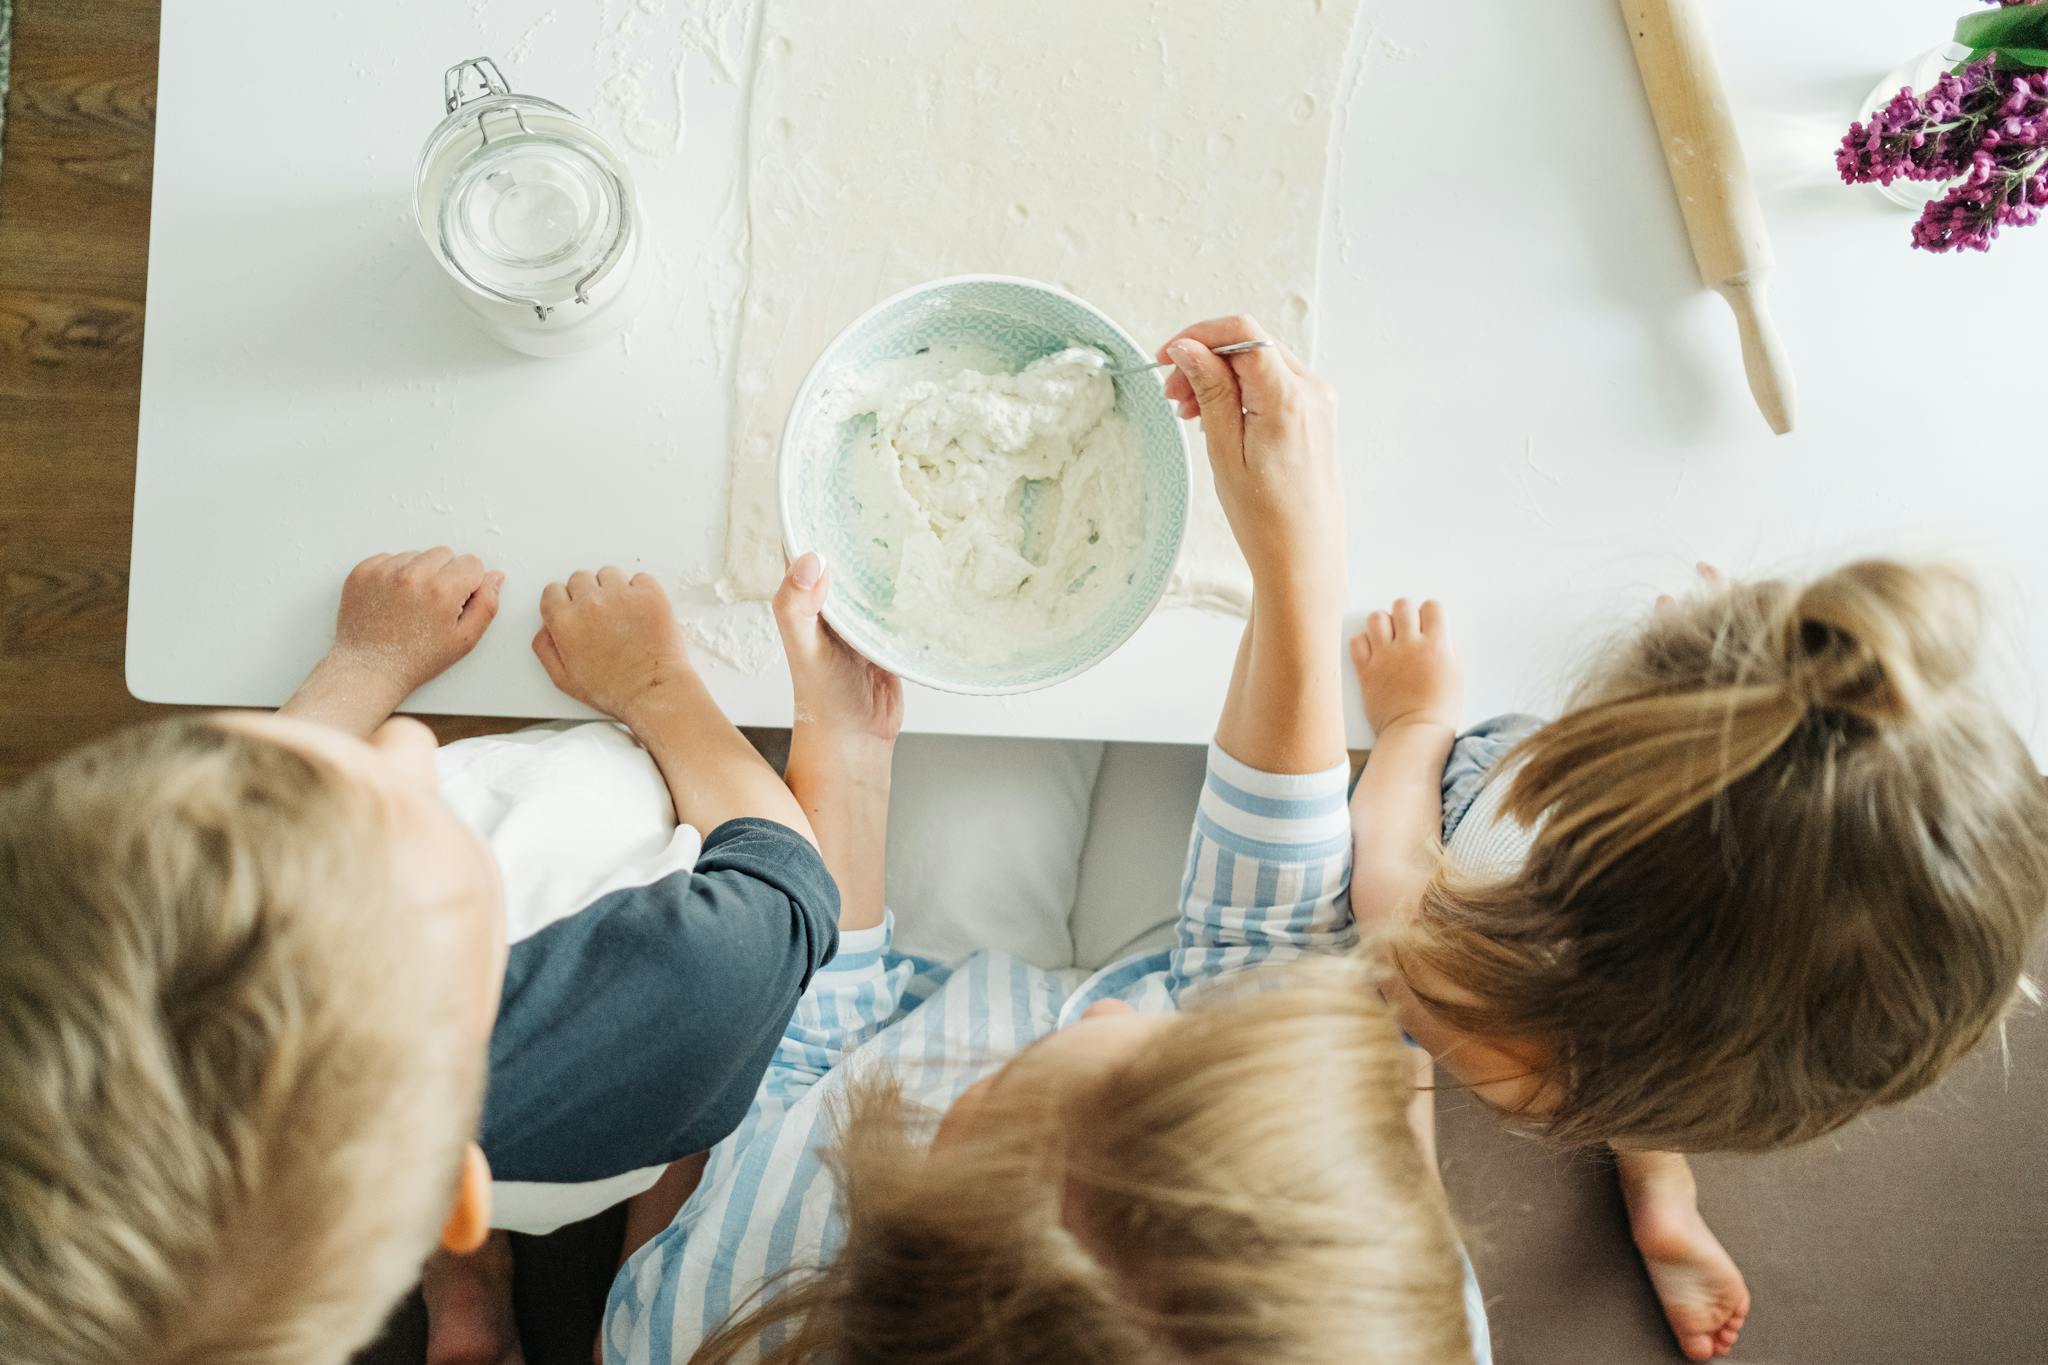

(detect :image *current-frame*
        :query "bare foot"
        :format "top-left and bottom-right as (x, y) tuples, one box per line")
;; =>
(422, 1232), (525, 1365)
(1619, 1153), (1750, 1360)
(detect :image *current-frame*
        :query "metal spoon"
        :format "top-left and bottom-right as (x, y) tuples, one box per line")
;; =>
(1103, 339), (1274, 378)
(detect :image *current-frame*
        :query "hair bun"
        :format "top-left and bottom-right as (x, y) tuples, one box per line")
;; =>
(1786, 560), (1980, 727)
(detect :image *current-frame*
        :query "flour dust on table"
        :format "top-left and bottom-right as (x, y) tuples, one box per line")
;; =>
(678, 602), (781, 674)
(580, 0), (757, 156)
(808, 345), (1149, 669)
(720, 0), (1367, 612)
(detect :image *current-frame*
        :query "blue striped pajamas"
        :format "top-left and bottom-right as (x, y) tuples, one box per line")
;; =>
(602, 745), (1491, 1364)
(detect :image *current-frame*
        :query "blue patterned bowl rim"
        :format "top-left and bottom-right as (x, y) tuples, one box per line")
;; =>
(775, 273), (1193, 697)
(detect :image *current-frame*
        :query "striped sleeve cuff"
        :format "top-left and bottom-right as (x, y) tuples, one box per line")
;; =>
(821, 915), (892, 974)
(1199, 744), (1350, 862)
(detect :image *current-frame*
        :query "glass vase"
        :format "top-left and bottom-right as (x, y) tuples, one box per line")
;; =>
(1855, 43), (1975, 210)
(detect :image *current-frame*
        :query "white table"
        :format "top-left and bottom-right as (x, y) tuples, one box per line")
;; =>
(130, 1), (2048, 753)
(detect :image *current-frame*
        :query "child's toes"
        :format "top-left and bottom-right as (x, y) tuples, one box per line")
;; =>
(1419, 599), (1446, 636)
(1365, 611), (1394, 648)
(1349, 630), (1374, 675)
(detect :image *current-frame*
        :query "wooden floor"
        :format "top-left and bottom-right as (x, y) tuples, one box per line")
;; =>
(0, 0), (161, 784)
(0, 0), (515, 786)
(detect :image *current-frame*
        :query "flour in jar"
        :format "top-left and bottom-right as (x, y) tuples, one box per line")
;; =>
(825, 346), (1148, 665)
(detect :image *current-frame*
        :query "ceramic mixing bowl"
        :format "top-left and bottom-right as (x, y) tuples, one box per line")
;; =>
(777, 274), (1191, 695)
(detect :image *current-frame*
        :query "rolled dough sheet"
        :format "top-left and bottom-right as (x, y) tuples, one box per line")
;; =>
(722, 0), (1365, 607)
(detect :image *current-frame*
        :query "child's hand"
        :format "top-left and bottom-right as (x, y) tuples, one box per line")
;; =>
(281, 548), (503, 735)
(532, 568), (693, 725)
(1352, 598), (1463, 735)
(331, 547), (505, 697)
(773, 552), (903, 750)
(1160, 316), (1344, 615)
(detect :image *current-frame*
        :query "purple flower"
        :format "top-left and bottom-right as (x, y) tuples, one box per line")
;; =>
(1838, 59), (2048, 252)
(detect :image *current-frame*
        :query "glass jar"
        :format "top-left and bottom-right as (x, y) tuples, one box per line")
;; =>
(415, 57), (643, 356)
(1855, 43), (1974, 211)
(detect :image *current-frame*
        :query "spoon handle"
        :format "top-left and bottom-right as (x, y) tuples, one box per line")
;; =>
(1112, 339), (1274, 378)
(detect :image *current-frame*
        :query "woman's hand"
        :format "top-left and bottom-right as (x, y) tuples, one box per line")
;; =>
(283, 547), (503, 735)
(774, 551), (899, 932)
(1160, 316), (1345, 618)
(773, 552), (904, 753)
(532, 568), (694, 726)
(1166, 316), (1349, 774)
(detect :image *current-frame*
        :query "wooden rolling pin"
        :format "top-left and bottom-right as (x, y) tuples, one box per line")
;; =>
(1620, 0), (1796, 436)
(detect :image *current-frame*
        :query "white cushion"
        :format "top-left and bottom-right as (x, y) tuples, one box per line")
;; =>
(1071, 742), (1207, 969)
(883, 734), (1104, 969)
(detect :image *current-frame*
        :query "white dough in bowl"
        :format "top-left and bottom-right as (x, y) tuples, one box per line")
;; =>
(823, 347), (1148, 667)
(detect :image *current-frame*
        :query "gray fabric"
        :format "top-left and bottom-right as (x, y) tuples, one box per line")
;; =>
(1440, 713), (1546, 844)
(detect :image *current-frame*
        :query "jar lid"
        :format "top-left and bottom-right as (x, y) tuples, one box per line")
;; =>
(416, 59), (636, 320)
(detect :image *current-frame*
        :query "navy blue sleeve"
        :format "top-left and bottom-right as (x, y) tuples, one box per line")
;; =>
(480, 818), (839, 1184)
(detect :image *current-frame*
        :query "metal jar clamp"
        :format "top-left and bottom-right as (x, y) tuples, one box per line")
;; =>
(428, 57), (635, 324)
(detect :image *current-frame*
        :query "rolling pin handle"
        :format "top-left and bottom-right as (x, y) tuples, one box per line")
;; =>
(1715, 275), (1797, 437)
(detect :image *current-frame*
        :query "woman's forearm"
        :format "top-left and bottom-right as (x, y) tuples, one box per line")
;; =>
(1214, 589), (1348, 776)
(782, 736), (892, 933)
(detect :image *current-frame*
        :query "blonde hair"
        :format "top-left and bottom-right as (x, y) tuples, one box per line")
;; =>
(1401, 559), (2048, 1151)
(0, 718), (486, 1365)
(693, 959), (1474, 1365)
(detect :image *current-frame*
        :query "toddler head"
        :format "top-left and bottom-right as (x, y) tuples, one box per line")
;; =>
(695, 959), (1476, 1365)
(0, 714), (503, 1365)
(1406, 559), (2048, 1151)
